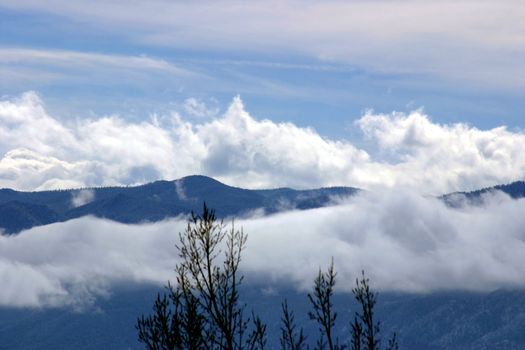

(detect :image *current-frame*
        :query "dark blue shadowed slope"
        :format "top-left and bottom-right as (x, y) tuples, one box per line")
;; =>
(0, 175), (359, 234)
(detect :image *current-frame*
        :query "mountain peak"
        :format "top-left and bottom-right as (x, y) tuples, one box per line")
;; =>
(0, 175), (359, 234)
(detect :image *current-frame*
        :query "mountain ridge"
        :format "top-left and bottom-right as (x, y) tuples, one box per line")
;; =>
(442, 180), (525, 207)
(0, 175), (359, 234)
(3, 175), (525, 234)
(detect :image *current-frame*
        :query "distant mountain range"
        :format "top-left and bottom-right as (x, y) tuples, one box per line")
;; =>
(0, 175), (358, 234)
(2, 175), (525, 234)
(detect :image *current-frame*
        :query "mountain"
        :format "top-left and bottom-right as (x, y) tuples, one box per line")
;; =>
(0, 201), (58, 233)
(0, 175), (359, 234)
(4, 175), (525, 234)
(442, 180), (525, 207)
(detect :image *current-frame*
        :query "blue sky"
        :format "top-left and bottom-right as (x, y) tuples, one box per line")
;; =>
(1, 1), (523, 134)
(0, 1), (524, 192)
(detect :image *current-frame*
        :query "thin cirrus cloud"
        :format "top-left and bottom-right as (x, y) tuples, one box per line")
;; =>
(2, 190), (525, 308)
(1, 91), (525, 193)
(0, 48), (189, 73)
(0, 48), (194, 90)
(0, 0), (524, 90)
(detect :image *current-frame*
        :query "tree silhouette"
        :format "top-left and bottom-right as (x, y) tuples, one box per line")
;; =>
(280, 299), (307, 350)
(308, 260), (342, 350)
(350, 271), (398, 350)
(137, 204), (266, 350)
(138, 205), (397, 350)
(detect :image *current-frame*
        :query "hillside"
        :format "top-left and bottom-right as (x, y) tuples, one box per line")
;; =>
(0, 175), (358, 234)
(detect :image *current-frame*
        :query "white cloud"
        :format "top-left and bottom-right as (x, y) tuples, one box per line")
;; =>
(174, 179), (188, 201)
(242, 190), (525, 293)
(71, 189), (95, 207)
(183, 98), (219, 118)
(0, 92), (75, 156)
(0, 48), (194, 91)
(0, 148), (93, 190)
(0, 1), (523, 89)
(0, 48), (191, 76)
(355, 111), (525, 192)
(0, 218), (185, 308)
(195, 96), (369, 189)
(1, 92), (525, 193)
(2, 190), (525, 308)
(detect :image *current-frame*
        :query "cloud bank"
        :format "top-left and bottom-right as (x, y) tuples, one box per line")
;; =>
(1, 92), (525, 193)
(0, 218), (184, 308)
(2, 190), (525, 308)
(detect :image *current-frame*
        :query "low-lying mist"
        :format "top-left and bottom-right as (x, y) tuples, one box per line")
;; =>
(1, 189), (525, 309)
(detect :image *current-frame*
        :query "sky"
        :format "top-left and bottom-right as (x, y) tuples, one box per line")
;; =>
(2, 1), (525, 308)
(1, 1), (525, 194)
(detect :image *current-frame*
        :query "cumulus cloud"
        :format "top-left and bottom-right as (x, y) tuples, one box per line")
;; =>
(355, 111), (525, 192)
(0, 148), (93, 190)
(2, 191), (525, 308)
(2, 92), (525, 193)
(183, 97), (219, 118)
(0, 92), (182, 190)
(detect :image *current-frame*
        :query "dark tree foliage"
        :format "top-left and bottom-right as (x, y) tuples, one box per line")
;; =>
(249, 313), (268, 350)
(351, 271), (398, 350)
(350, 312), (363, 350)
(307, 260), (343, 350)
(137, 293), (179, 350)
(386, 334), (398, 350)
(137, 204), (266, 350)
(304, 267), (398, 350)
(280, 299), (306, 350)
(136, 283), (204, 350)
